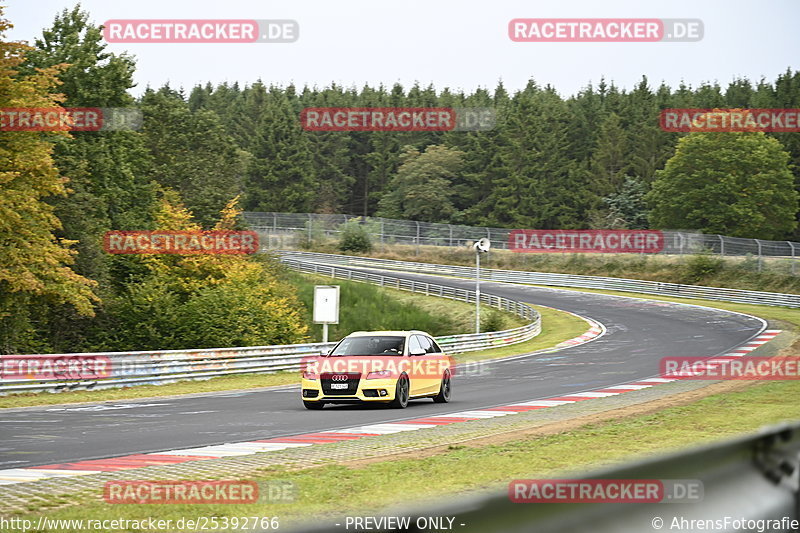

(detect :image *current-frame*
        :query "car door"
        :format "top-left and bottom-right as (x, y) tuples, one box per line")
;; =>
(406, 335), (428, 396)
(425, 335), (450, 393)
(411, 335), (439, 394)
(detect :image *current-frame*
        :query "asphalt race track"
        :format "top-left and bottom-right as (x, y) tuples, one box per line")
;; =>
(0, 268), (765, 470)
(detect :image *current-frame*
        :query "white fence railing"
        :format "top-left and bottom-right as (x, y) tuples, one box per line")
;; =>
(0, 260), (540, 395)
(280, 251), (800, 308)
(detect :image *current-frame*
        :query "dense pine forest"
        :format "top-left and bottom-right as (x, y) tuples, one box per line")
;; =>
(181, 67), (800, 234)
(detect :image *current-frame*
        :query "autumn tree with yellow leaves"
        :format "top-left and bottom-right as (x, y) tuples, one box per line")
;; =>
(0, 9), (98, 353)
(99, 191), (308, 350)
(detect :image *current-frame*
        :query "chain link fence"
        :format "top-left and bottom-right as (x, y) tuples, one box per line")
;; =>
(244, 212), (800, 268)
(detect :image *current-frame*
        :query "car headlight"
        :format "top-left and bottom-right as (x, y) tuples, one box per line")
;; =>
(302, 371), (318, 380)
(366, 370), (393, 379)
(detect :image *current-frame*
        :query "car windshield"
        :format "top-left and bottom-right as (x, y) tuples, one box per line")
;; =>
(329, 336), (405, 356)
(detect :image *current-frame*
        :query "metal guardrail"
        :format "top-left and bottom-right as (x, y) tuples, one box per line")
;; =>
(286, 421), (800, 532)
(283, 258), (540, 351)
(280, 251), (800, 308)
(0, 260), (540, 394)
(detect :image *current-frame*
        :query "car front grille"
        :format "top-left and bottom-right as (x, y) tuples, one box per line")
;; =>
(321, 372), (361, 395)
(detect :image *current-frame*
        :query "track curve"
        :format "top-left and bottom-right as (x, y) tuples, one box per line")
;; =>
(0, 267), (765, 469)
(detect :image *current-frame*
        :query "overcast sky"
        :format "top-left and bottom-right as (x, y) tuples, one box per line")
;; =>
(7, 0), (800, 98)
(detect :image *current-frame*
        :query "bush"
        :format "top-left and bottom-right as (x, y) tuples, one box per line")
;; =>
(683, 253), (725, 282)
(481, 310), (507, 333)
(101, 278), (186, 350)
(176, 281), (308, 348)
(296, 220), (328, 250)
(739, 253), (761, 272)
(338, 220), (373, 253)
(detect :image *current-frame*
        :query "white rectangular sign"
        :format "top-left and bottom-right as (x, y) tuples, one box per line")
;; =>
(313, 285), (340, 324)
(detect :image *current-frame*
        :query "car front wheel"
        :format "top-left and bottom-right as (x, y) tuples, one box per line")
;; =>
(389, 374), (410, 408)
(303, 401), (325, 410)
(432, 371), (451, 403)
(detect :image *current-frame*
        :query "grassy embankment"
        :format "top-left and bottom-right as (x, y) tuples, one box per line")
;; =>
(21, 379), (800, 528)
(306, 241), (800, 294)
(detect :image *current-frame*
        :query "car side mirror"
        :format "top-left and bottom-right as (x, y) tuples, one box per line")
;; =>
(410, 348), (426, 356)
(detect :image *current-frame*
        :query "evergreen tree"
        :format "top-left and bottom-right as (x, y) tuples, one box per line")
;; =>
(622, 77), (672, 183)
(141, 86), (248, 228)
(305, 84), (356, 212)
(590, 112), (628, 195)
(243, 85), (317, 212)
(474, 82), (591, 228)
(377, 145), (464, 223)
(604, 177), (649, 229)
(23, 6), (155, 288)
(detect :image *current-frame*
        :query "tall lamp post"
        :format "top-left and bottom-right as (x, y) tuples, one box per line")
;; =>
(473, 238), (491, 333)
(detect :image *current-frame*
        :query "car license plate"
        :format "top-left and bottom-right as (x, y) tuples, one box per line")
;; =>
(331, 383), (348, 389)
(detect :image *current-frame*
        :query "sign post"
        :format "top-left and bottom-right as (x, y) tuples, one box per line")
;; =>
(313, 285), (340, 343)
(472, 238), (491, 334)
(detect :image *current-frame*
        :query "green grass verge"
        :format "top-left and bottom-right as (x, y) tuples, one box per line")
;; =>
(318, 242), (800, 295)
(18, 379), (800, 529)
(455, 305), (589, 364)
(0, 304), (582, 409)
(289, 272), (527, 341)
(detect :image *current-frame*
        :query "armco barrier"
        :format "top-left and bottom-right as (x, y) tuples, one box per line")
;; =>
(0, 262), (540, 395)
(287, 421), (800, 532)
(279, 251), (800, 308)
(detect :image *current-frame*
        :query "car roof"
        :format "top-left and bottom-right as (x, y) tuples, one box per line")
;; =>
(346, 330), (430, 337)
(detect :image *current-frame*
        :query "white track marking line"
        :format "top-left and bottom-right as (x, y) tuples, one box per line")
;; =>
(565, 392), (620, 398)
(513, 400), (576, 407)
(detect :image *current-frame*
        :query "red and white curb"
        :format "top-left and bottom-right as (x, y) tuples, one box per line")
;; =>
(555, 321), (604, 347)
(494, 315), (605, 365)
(0, 330), (780, 486)
(667, 330), (784, 376)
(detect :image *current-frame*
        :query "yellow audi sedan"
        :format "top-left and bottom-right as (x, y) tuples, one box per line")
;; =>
(300, 330), (453, 410)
